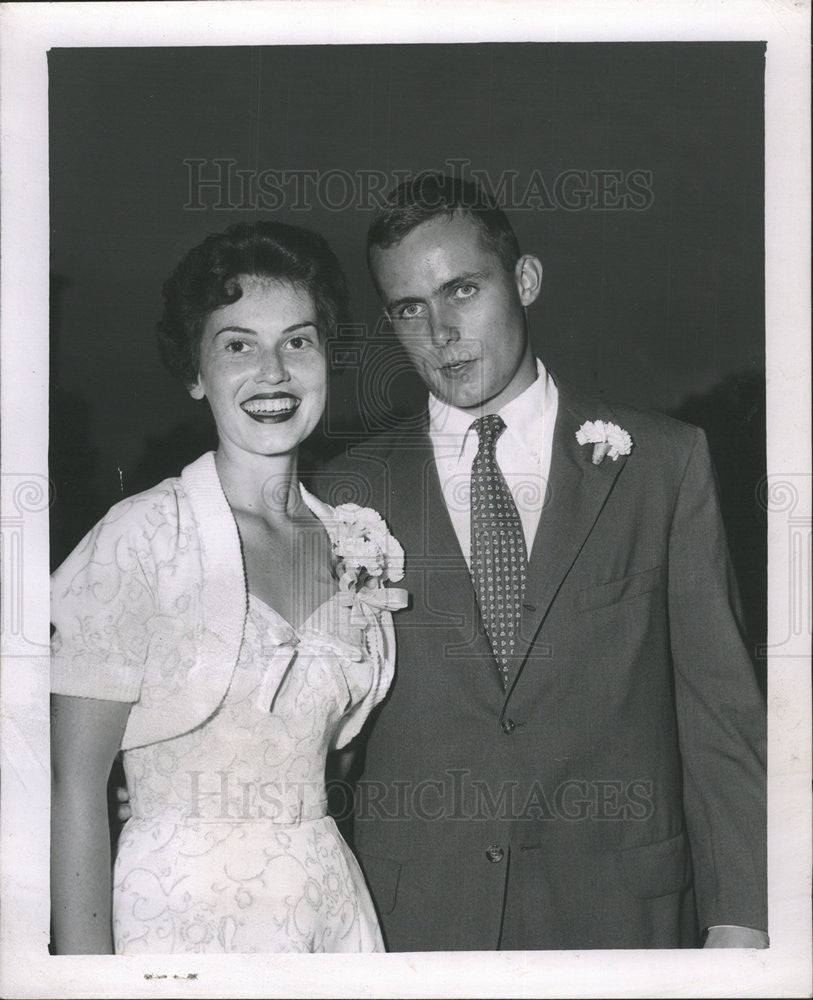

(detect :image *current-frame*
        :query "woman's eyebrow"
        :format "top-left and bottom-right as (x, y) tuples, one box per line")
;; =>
(282, 321), (318, 334)
(212, 325), (257, 339)
(213, 321), (318, 339)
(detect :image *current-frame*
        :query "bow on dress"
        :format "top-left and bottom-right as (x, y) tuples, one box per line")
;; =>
(253, 585), (408, 715)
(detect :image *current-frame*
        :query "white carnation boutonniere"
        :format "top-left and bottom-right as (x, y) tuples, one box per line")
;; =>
(330, 504), (408, 625)
(576, 420), (633, 465)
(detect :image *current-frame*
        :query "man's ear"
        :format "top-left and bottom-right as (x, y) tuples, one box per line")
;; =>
(515, 255), (543, 307)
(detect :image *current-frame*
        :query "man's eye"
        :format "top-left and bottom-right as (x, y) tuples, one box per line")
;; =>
(397, 303), (424, 320)
(454, 284), (477, 300)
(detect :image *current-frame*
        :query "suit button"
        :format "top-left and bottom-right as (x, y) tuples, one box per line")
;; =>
(485, 844), (504, 863)
(500, 718), (516, 734)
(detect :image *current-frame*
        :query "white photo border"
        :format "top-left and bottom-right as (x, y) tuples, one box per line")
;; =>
(1, 1), (809, 997)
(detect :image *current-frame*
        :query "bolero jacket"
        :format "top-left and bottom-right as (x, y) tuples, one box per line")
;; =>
(51, 451), (395, 751)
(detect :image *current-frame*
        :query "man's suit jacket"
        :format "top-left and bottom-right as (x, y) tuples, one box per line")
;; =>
(320, 378), (767, 951)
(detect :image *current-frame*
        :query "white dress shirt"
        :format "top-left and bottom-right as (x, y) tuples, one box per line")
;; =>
(427, 360), (558, 568)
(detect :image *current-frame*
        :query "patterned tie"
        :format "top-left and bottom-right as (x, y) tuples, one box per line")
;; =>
(469, 414), (527, 689)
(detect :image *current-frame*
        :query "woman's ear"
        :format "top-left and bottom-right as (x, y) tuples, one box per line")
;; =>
(187, 377), (205, 401)
(515, 255), (543, 307)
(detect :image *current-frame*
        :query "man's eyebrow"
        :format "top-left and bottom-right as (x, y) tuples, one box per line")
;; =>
(385, 296), (419, 314)
(386, 271), (490, 313)
(437, 270), (489, 295)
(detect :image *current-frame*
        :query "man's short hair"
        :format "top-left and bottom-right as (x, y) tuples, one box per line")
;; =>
(367, 172), (521, 273)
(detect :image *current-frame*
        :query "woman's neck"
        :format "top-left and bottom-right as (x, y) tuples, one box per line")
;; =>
(214, 446), (301, 522)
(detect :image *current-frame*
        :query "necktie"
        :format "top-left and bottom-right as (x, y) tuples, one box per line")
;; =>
(470, 414), (527, 689)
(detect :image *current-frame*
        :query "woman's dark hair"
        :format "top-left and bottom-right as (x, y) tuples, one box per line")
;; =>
(157, 220), (349, 385)
(366, 172), (521, 274)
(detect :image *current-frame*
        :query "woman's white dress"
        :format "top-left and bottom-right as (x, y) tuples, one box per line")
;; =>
(113, 593), (384, 953)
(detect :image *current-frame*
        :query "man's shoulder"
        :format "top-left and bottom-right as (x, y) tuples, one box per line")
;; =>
(557, 381), (704, 463)
(315, 424), (428, 507)
(323, 423), (428, 470)
(606, 400), (701, 448)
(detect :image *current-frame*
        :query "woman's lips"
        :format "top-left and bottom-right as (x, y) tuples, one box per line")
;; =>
(240, 394), (301, 423)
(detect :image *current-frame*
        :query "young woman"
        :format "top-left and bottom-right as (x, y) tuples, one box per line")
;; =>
(50, 221), (405, 954)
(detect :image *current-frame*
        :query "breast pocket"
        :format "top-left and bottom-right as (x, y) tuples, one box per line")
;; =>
(574, 564), (665, 613)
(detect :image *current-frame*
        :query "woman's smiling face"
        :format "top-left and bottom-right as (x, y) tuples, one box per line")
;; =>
(189, 275), (327, 460)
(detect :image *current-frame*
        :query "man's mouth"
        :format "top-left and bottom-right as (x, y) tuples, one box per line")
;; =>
(440, 356), (476, 378)
(240, 393), (301, 423)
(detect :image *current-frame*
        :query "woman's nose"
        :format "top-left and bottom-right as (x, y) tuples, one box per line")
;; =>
(256, 345), (290, 383)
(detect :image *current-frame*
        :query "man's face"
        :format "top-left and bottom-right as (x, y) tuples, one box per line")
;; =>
(369, 213), (542, 412)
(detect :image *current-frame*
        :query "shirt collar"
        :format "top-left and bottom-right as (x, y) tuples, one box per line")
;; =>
(428, 358), (548, 462)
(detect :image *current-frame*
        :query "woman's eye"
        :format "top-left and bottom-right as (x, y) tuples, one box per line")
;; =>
(225, 339), (248, 353)
(286, 335), (310, 350)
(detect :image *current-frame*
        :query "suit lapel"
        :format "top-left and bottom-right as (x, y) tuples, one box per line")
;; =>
(385, 423), (502, 691)
(509, 387), (630, 687)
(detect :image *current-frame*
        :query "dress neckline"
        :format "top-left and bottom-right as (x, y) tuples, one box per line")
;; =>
(247, 592), (298, 634)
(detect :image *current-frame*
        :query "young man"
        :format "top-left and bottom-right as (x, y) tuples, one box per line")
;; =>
(324, 173), (767, 951)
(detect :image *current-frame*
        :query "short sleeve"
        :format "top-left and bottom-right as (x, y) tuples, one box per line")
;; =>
(329, 607), (396, 751)
(51, 500), (160, 703)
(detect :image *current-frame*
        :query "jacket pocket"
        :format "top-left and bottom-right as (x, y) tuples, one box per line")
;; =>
(358, 852), (402, 916)
(575, 564), (664, 613)
(613, 830), (692, 899)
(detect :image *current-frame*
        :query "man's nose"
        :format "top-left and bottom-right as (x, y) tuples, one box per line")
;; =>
(427, 303), (461, 348)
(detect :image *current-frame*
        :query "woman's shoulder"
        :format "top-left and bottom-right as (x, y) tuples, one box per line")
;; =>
(101, 475), (186, 525)
(82, 475), (191, 552)
(54, 456), (213, 578)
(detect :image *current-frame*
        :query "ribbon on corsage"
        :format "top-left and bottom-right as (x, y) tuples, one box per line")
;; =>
(338, 583), (409, 626)
(576, 420), (633, 465)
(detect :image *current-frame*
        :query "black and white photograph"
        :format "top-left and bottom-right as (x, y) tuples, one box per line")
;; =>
(0, 2), (809, 997)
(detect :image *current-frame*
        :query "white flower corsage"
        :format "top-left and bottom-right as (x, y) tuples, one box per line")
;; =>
(576, 420), (633, 465)
(331, 503), (408, 627)
(332, 503), (404, 589)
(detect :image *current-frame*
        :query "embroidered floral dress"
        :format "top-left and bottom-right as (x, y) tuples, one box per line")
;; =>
(51, 455), (404, 954)
(113, 593), (386, 953)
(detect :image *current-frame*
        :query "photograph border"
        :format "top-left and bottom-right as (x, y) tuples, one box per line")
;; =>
(1, 2), (810, 997)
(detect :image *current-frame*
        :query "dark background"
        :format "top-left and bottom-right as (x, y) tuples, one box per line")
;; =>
(48, 43), (766, 687)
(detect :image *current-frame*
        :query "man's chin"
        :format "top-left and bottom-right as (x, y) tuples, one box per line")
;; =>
(430, 379), (490, 411)
(433, 390), (481, 411)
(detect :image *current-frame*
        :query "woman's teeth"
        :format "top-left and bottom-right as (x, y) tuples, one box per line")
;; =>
(242, 398), (298, 414)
